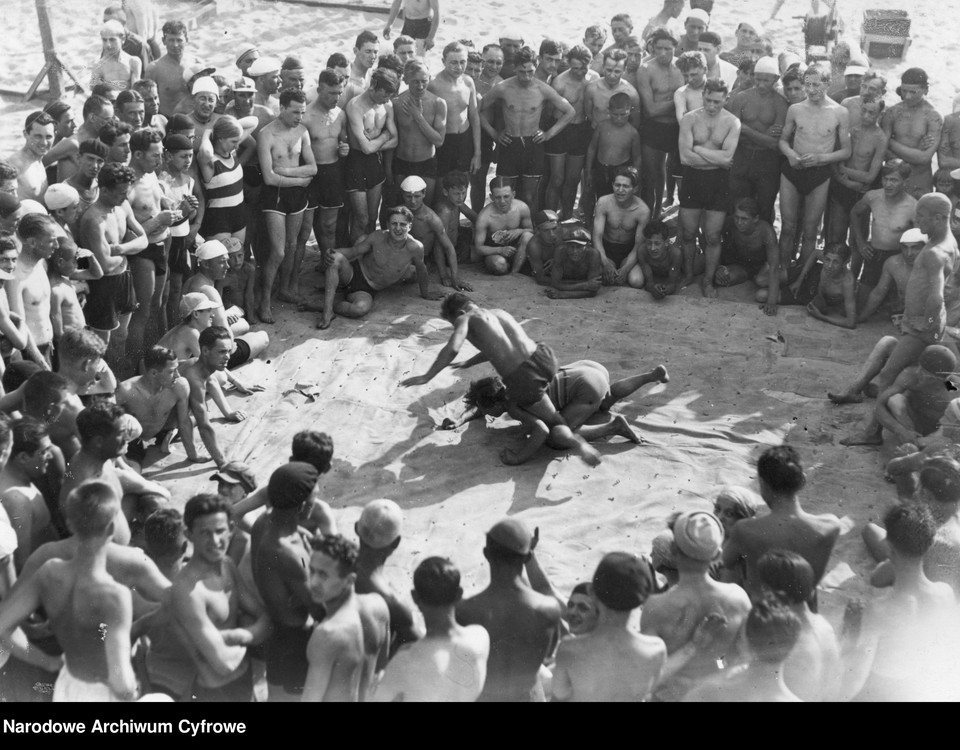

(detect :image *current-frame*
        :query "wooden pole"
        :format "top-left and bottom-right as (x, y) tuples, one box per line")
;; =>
(34, 0), (63, 99)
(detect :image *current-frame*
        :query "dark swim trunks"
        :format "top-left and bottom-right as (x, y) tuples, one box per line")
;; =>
(502, 342), (559, 407)
(133, 241), (168, 277)
(643, 119), (680, 153)
(565, 121), (594, 158)
(307, 162), (345, 210)
(227, 337), (252, 369)
(260, 184), (308, 215)
(85, 269), (138, 332)
(265, 624), (313, 695)
(345, 151), (385, 192)
(593, 160), (631, 199)
(603, 236), (634, 266)
(341, 259), (377, 296)
(393, 155), (439, 179)
(828, 178), (866, 213)
(497, 136), (545, 178)
(437, 129), (474, 175)
(781, 162), (832, 196)
(401, 15), (431, 39)
(679, 166), (730, 212)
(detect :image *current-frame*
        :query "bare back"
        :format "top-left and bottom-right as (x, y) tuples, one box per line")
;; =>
(463, 307), (537, 376)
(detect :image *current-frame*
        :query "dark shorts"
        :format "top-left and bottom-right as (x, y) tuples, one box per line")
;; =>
(543, 124), (566, 157)
(565, 121), (594, 158)
(721, 242), (765, 278)
(227, 337), (252, 369)
(603, 237), (634, 266)
(828, 178), (866, 213)
(132, 241), (168, 277)
(167, 235), (193, 277)
(679, 166), (730, 212)
(393, 154), (439, 179)
(345, 150), (385, 192)
(191, 666), (253, 703)
(497, 136), (545, 179)
(260, 184), (308, 215)
(342, 259), (377, 296)
(265, 624), (312, 695)
(643, 119), (680, 153)
(85, 269), (138, 331)
(781, 162), (832, 196)
(437, 129), (474, 175)
(502, 342), (558, 407)
(200, 204), (246, 236)
(593, 161), (630, 198)
(307, 162), (345, 210)
(401, 15), (431, 39)
(860, 247), (899, 287)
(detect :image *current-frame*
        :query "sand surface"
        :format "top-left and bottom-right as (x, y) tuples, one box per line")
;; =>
(0, 0), (956, 637)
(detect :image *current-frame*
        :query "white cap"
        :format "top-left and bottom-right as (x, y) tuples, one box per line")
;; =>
(400, 175), (427, 192)
(900, 228), (928, 244)
(196, 239), (228, 260)
(844, 64), (868, 77)
(952, 167), (960, 180)
(247, 56), (282, 77)
(182, 61), (216, 85)
(17, 200), (47, 218)
(179, 292), (219, 317)
(192, 76), (220, 97)
(754, 56), (779, 77)
(499, 28), (524, 42)
(44, 183), (80, 210)
(357, 499), (403, 549)
(685, 8), (710, 25)
(100, 20), (125, 38)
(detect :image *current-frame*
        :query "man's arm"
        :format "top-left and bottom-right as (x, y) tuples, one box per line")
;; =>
(382, 102), (399, 151)
(258, 131), (308, 188)
(678, 115), (712, 168)
(222, 563), (273, 647)
(41, 137), (78, 168)
(762, 225), (780, 315)
(693, 116), (741, 167)
(778, 106), (801, 164)
(0, 564), (62, 672)
(409, 240), (442, 300)
(674, 87), (688, 123)
(938, 120), (960, 170)
(472, 210), (511, 259)
(426, 0), (440, 49)
(346, 102), (392, 154)
(382, 0), (402, 36)
(187, 373), (227, 467)
(857, 261), (896, 322)
(541, 87), (575, 142)
(172, 581), (247, 676)
(887, 109), (943, 166)
(273, 131), (319, 179)
(173, 378), (205, 462)
(479, 85), (504, 140)
(550, 641), (575, 701)
(842, 132), (889, 184)
(467, 81), (482, 172)
(636, 67), (674, 119)
(399, 314), (470, 386)
(115, 464), (171, 501)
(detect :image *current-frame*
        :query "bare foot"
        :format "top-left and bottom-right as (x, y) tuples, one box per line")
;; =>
(715, 266), (731, 286)
(654, 364), (670, 384)
(702, 281), (719, 299)
(298, 300), (324, 312)
(575, 441), (602, 467)
(257, 306), (275, 324)
(276, 291), (303, 305)
(840, 431), (883, 447)
(316, 311), (336, 330)
(828, 391), (863, 405)
(611, 415), (641, 444)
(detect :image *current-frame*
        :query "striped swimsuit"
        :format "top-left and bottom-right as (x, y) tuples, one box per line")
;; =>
(200, 152), (245, 236)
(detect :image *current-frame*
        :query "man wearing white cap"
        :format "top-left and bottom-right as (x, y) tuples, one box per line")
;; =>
(186, 76), (224, 151)
(91, 19), (142, 91)
(497, 30), (524, 80)
(829, 63), (867, 104)
(399, 175), (470, 291)
(247, 56), (282, 117)
(44, 183), (80, 239)
(354, 498), (423, 657)
(727, 56), (788, 228)
(146, 20), (194, 118)
(855, 228), (925, 325)
(676, 8), (710, 56)
(235, 46), (260, 77)
(224, 76), (258, 121)
(640, 511), (751, 701)
(156, 291), (218, 361)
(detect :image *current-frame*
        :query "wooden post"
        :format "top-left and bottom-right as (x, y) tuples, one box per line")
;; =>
(34, 0), (63, 99)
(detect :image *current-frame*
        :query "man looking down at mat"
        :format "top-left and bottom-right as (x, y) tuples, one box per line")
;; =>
(401, 292), (600, 467)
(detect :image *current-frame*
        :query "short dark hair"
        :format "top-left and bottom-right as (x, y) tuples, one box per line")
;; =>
(24, 111), (55, 132)
(757, 444), (806, 494)
(465, 376), (507, 410)
(699, 31), (722, 47)
(885, 503), (937, 558)
(16, 213), (56, 242)
(11, 416), (48, 458)
(704, 77), (729, 96)
(92, 82), (120, 100)
(608, 92), (631, 110)
(746, 594), (802, 664)
(441, 171), (470, 190)
(279, 88), (307, 108)
(199, 325), (231, 351)
(183, 493), (232, 531)
(65, 480), (119, 539)
(355, 30), (378, 49)
(0, 162), (18, 182)
(130, 127), (162, 154)
(291, 431), (334, 474)
(823, 241), (851, 263)
(144, 345), (177, 372)
(376, 53), (405, 78)
(144, 507), (185, 561)
(98, 119), (133, 145)
(370, 68), (399, 94)
(734, 197), (760, 217)
(484, 533), (528, 565)
(643, 220), (670, 240)
(22, 371), (69, 414)
(614, 166), (640, 187)
(676, 51), (707, 73)
(161, 20), (188, 39)
(441, 292), (472, 320)
(566, 44), (594, 67)
(539, 39), (562, 57)
(757, 549), (814, 605)
(488, 175), (513, 192)
(76, 401), (125, 444)
(309, 533), (359, 576)
(414, 557), (462, 606)
(603, 49), (628, 65)
(326, 52), (348, 69)
(58, 326), (106, 363)
(116, 89), (144, 110)
(648, 27), (678, 47)
(920, 456), (960, 504)
(882, 158), (912, 180)
(82, 94), (112, 119)
(515, 46), (537, 68)
(318, 68), (342, 88)
(98, 162), (137, 190)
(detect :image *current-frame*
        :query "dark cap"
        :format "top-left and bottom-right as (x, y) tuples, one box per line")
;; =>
(210, 461), (257, 493)
(167, 113), (194, 132)
(900, 67), (928, 87)
(534, 209), (559, 227)
(592, 552), (653, 611)
(78, 138), (109, 159)
(163, 133), (193, 152)
(268, 461), (318, 510)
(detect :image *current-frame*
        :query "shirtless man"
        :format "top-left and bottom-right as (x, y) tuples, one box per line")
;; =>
(470, 43), (505, 211)
(60, 402), (170, 548)
(345, 69), (399, 241)
(76, 95), (114, 147)
(856, 228), (925, 323)
(841, 194), (958, 446)
(674, 52), (708, 121)
(383, 0), (439, 54)
(256, 89), (317, 322)
(848, 159), (916, 293)
(133, 79), (167, 133)
(247, 56), (282, 116)
(0, 419), (57, 571)
(723, 445), (842, 602)
(621, 220), (685, 296)
(584, 50), (640, 129)
(77, 163), (147, 354)
(636, 29), (684, 217)
(554, 552), (667, 702)
(304, 534), (390, 702)
(481, 46), (575, 213)
(0, 482), (138, 701)
(720, 198), (781, 314)
(400, 176), (469, 290)
(676, 8), (710, 56)
(594, 167), (649, 285)
(315, 205), (441, 329)
(827, 93), (887, 244)
(63, 139), (107, 223)
(524, 208), (590, 280)
(472, 177), (534, 275)
(91, 20), (142, 91)
(882, 68), (943, 199)
(698, 32), (738, 91)
(726, 56), (788, 226)
(840, 70), (886, 126)
(115, 345), (204, 464)
(874, 345), (957, 446)
(678, 78), (741, 297)
(454, 519), (560, 701)
(145, 21), (192, 119)
(345, 31), (380, 101)
(641, 512), (752, 701)
(401, 292), (600, 466)
(41, 100), (80, 184)
(429, 42), (481, 180)
(8, 112), (54, 205)
(778, 66), (851, 283)
(172, 493), (271, 701)
(547, 45), (599, 218)
(643, 0), (685, 41)
(11, 214), (57, 366)
(250, 462), (324, 701)
(394, 60), (446, 208)
(374, 557), (489, 702)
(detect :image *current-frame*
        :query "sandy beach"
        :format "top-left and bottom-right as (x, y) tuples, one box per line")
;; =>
(1, 0), (959, 651)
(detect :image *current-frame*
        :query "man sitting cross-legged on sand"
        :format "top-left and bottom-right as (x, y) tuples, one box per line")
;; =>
(617, 221), (684, 298)
(116, 345), (206, 466)
(308, 204), (442, 329)
(401, 293), (600, 466)
(441, 360), (669, 463)
(718, 197), (781, 315)
(593, 167), (649, 287)
(373, 556), (490, 702)
(472, 176), (534, 276)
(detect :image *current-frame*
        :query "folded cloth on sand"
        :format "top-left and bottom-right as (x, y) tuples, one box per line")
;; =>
(54, 662), (123, 702)
(501, 343), (558, 407)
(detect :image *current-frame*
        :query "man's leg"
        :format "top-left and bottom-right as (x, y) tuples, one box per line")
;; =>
(829, 335), (898, 403)
(334, 290), (374, 318)
(519, 175), (541, 216)
(524, 393), (600, 466)
(701, 210), (726, 298)
(511, 231), (532, 274)
(679, 207), (702, 288)
(640, 146), (666, 217)
(317, 252), (352, 329)
(484, 254), (510, 275)
(545, 154), (565, 213)
(560, 154), (585, 219)
(777, 175), (801, 268)
(602, 364), (669, 410)
(258, 212), (288, 323)
(127, 257), (156, 370)
(278, 210), (307, 304)
(347, 190), (368, 242)
(798, 179), (831, 271)
(365, 184), (384, 235)
(885, 393), (919, 437)
(826, 195), (850, 244)
(715, 263), (751, 287)
(313, 206), (340, 255)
